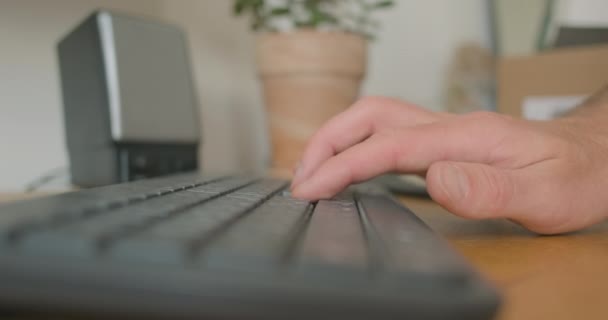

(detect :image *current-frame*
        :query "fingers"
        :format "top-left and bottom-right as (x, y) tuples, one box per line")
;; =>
(292, 112), (513, 200)
(291, 97), (440, 187)
(292, 135), (400, 199)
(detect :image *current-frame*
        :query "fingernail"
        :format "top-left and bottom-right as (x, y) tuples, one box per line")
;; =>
(439, 165), (469, 201)
(291, 180), (312, 199)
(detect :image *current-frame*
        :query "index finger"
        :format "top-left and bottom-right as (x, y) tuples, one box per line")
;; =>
(291, 97), (440, 187)
(292, 112), (515, 200)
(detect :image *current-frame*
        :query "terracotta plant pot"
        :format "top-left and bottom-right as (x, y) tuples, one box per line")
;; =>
(256, 30), (367, 173)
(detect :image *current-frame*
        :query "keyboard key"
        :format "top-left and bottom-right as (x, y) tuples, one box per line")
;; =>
(16, 178), (255, 259)
(198, 193), (312, 271)
(357, 194), (470, 278)
(0, 173), (215, 244)
(107, 180), (286, 265)
(296, 197), (369, 269)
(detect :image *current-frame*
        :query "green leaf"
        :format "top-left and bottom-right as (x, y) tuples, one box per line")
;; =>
(253, 0), (264, 10)
(322, 12), (338, 23)
(295, 20), (312, 28)
(308, 5), (337, 26)
(234, 0), (393, 36)
(270, 7), (290, 15)
(233, 0), (263, 15)
(233, 0), (246, 15)
(372, 0), (394, 9)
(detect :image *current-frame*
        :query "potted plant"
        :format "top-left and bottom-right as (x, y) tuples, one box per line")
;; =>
(234, 0), (394, 172)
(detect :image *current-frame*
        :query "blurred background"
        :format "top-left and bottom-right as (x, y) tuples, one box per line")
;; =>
(1, 0), (607, 191)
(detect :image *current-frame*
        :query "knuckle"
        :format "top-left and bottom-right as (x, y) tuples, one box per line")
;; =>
(381, 136), (402, 170)
(350, 97), (386, 124)
(372, 130), (409, 170)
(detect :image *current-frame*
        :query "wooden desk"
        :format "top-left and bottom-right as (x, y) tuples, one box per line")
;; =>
(1, 193), (607, 319)
(403, 197), (608, 320)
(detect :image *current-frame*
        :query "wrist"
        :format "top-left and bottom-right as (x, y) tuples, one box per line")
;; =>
(549, 113), (608, 149)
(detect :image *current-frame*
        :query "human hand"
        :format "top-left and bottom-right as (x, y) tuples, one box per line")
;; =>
(290, 96), (608, 234)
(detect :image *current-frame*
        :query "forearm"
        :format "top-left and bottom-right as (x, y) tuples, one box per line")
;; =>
(563, 84), (608, 119)
(550, 85), (608, 145)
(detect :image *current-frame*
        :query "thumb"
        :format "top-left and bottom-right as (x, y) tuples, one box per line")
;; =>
(426, 161), (521, 220)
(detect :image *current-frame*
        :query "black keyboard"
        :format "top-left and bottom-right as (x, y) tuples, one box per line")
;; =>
(0, 174), (499, 319)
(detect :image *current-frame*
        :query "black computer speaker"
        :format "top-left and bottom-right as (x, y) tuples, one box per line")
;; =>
(58, 10), (200, 187)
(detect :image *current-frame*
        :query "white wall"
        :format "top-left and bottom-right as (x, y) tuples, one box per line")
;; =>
(159, 0), (270, 176)
(0, 0), (489, 191)
(365, 1), (490, 108)
(0, 0), (163, 191)
(558, 0), (608, 27)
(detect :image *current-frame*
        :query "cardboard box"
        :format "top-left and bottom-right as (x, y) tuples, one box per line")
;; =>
(498, 45), (608, 118)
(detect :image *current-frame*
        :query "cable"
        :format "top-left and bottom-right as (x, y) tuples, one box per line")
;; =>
(24, 167), (69, 193)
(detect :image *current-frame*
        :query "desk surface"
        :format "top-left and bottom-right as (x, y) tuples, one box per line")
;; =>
(1, 193), (607, 320)
(404, 197), (608, 320)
